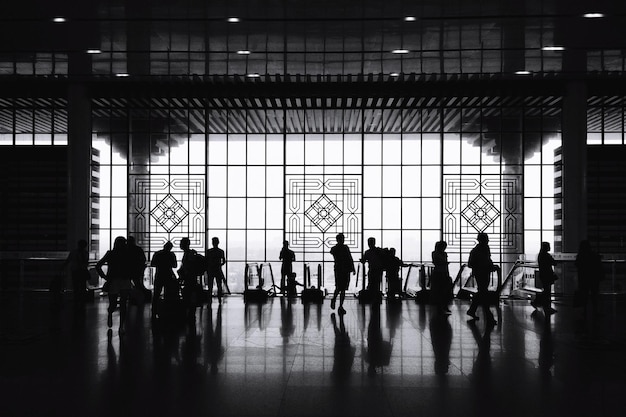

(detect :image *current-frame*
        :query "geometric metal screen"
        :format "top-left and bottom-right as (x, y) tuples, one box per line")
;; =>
(130, 174), (205, 253)
(286, 174), (361, 252)
(443, 174), (522, 255)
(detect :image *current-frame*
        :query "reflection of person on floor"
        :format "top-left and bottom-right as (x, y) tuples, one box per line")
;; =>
(429, 314), (453, 375)
(468, 319), (495, 414)
(205, 304), (224, 375)
(331, 312), (355, 381)
(330, 233), (355, 314)
(364, 304), (391, 376)
(467, 233), (498, 325)
(96, 236), (131, 334)
(280, 297), (295, 340)
(532, 312), (555, 377)
(279, 240), (296, 294)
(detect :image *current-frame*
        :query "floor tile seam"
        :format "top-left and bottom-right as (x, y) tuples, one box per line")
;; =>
(275, 336), (307, 417)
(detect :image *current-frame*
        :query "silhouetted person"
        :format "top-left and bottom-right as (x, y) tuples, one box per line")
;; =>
(361, 237), (384, 292)
(431, 241), (453, 314)
(575, 240), (603, 318)
(63, 239), (90, 303)
(429, 313), (453, 375)
(127, 236), (147, 291)
(535, 241), (557, 314)
(331, 312), (355, 381)
(467, 233), (498, 325)
(385, 248), (408, 299)
(279, 240), (296, 295)
(285, 272), (303, 298)
(96, 236), (131, 334)
(179, 237), (200, 320)
(206, 237), (226, 303)
(150, 241), (177, 318)
(330, 233), (355, 314)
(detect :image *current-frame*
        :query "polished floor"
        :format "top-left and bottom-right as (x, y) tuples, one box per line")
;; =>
(1, 292), (625, 417)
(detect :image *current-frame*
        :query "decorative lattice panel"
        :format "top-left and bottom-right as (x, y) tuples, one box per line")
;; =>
(443, 175), (522, 255)
(129, 175), (205, 253)
(286, 175), (361, 252)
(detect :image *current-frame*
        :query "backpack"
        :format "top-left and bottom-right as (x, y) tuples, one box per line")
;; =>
(188, 250), (207, 276)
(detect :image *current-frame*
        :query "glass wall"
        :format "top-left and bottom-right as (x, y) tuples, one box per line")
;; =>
(92, 99), (561, 292)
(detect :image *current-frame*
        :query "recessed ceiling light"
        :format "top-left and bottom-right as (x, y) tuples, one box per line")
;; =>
(542, 46), (565, 51)
(391, 49), (410, 54)
(86, 49), (102, 54)
(227, 17), (240, 23)
(404, 16), (417, 22)
(52, 17), (66, 23)
(236, 50), (251, 55)
(115, 73), (129, 77)
(583, 12), (605, 18)
(246, 73), (260, 78)
(390, 72), (400, 77)
(515, 70), (532, 75)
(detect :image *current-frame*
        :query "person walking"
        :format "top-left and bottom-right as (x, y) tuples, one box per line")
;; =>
(466, 233), (498, 325)
(206, 237), (226, 303)
(279, 240), (296, 295)
(96, 236), (131, 334)
(330, 233), (355, 314)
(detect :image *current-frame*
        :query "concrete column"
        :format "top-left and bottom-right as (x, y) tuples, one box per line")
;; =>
(560, 82), (587, 253)
(67, 80), (92, 250)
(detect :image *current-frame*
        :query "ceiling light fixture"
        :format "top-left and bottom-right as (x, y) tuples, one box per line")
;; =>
(227, 17), (240, 23)
(390, 72), (400, 77)
(246, 73), (260, 78)
(86, 49), (102, 54)
(583, 12), (605, 18)
(52, 17), (66, 23)
(391, 49), (410, 54)
(541, 46), (565, 51)
(237, 50), (251, 55)
(115, 73), (130, 77)
(404, 16), (416, 22)
(515, 70), (532, 75)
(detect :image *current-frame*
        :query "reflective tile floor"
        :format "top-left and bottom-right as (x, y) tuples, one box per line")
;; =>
(1, 292), (625, 417)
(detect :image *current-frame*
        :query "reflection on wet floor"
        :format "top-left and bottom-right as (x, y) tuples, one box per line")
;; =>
(1, 293), (625, 417)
